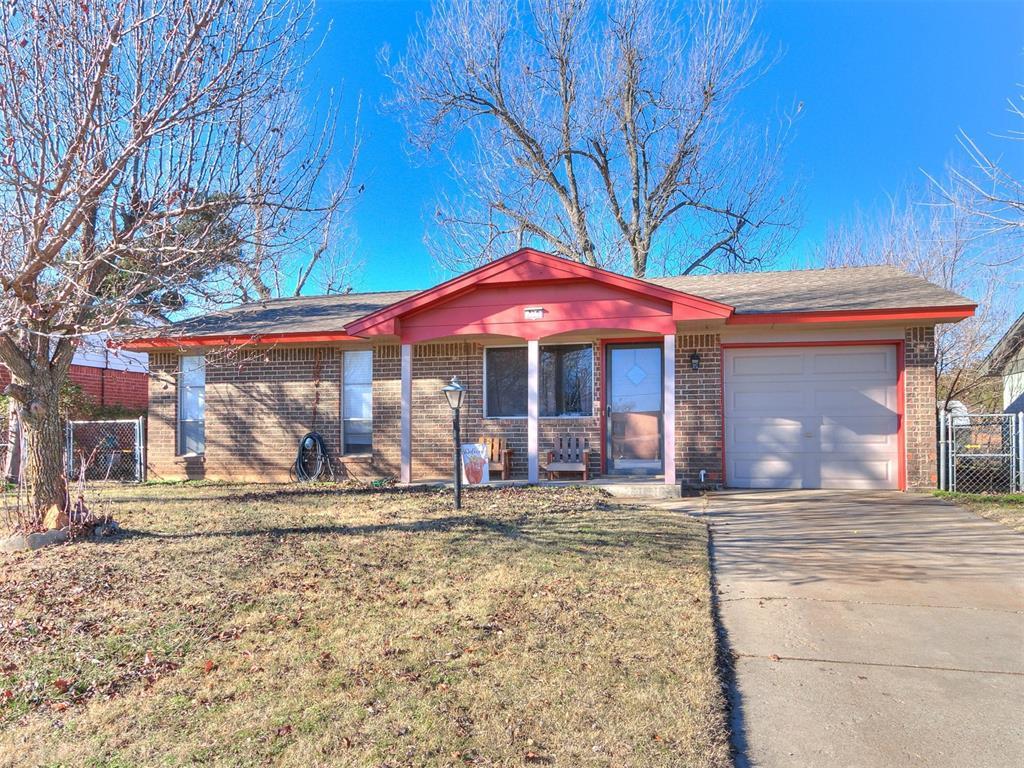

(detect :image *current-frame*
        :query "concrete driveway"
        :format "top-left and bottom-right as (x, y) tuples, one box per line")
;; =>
(700, 490), (1024, 768)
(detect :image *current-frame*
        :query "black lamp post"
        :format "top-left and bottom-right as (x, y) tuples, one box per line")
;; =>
(442, 376), (466, 509)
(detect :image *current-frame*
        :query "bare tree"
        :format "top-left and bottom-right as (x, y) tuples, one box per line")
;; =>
(384, 0), (796, 278)
(818, 181), (1019, 410)
(0, 0), (357, 518)
(230, 97), (364, 303)
(930, 89), (1024, 249)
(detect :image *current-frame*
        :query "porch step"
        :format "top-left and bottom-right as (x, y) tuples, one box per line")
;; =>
(595, 481), (681, 499)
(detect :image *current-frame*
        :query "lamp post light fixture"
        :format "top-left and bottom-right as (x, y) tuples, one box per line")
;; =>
(442, 376), (466, 509)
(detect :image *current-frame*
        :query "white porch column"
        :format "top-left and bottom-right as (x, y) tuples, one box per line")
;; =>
(527, 339), (540, 483)
(663, 334), (676, 486)
(400, 343), (412, 484)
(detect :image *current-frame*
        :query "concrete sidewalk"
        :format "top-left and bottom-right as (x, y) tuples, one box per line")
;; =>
(697, 490), (1024, 768)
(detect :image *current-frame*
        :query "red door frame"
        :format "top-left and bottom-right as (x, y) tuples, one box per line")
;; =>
(598, 337), (664, 475)
(719, 340), (907, 491)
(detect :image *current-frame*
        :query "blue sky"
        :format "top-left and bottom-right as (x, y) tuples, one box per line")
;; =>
(313, 0), (1024, 292)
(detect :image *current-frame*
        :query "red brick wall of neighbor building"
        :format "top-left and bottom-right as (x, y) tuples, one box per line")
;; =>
(0, 363), (148, 412)
(904, 325), (938, 490)
(147, 327), (940, 489)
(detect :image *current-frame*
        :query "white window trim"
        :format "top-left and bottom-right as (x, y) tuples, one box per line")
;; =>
(341, 348), (374, 457)
(483, 342), (595, 420)
(177, 355), (205, 456)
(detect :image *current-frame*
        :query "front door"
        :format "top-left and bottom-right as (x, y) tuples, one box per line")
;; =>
(606, 343), (663, 475)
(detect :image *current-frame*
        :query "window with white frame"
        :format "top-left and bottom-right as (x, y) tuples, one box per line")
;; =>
(343, 350), (373, 454)
(484, 344), (593, 418)
(178, 355), (205, 455)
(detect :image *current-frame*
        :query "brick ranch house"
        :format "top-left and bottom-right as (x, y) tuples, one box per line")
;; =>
(124, 248), (975, 491)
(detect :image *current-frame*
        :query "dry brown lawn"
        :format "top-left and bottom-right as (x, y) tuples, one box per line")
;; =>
(0, 483), (729, 767)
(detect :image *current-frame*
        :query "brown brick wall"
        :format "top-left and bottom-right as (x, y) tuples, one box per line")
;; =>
(147, 353), (181, 479)
(904, 326), (938, 490)
(675, 334), (723, 488)
(371, 344), (402, 478)
(147, 347), (376, 482)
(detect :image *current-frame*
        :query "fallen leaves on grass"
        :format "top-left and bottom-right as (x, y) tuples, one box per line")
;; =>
(0, 483), (730, 768)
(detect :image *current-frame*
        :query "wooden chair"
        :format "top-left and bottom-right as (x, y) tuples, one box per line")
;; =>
(480, 436), (514, 481)
(544, 435), (591, 481)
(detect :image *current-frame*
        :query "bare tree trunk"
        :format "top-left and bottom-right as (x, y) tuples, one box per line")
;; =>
(12, 370), (66, 518)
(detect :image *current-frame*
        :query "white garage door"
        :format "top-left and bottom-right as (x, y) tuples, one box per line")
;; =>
(723, 345), (900, 489)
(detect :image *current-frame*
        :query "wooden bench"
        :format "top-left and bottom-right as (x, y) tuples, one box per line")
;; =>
(544, 435), (591, 481)
(480, 436), (514, 481)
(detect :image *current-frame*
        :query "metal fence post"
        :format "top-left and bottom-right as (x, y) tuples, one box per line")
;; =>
(136, 416), (145, 483)
(1018, 411), (1023, 493)
(65, 422), (73, 479)
(948, 415), (956, 493)
(938, 410), (947, 491)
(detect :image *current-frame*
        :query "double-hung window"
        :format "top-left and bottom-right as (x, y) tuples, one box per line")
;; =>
(343, 350), (373, 454)
(178, 355), (206, 455)
(484, 344), (593, 418)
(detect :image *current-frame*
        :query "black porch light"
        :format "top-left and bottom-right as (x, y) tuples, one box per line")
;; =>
(441, 376), (466, 509)
(442, 376), (466, 410)
(690, 351), (701, 371)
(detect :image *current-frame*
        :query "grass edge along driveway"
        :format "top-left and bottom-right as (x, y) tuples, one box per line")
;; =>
(933, 490), (1024, 533)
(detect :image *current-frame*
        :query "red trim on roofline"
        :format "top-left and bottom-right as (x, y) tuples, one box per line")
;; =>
(119, 331), (364, 351)
(344, 248), (734, 338)
(725, 305), (975, 325)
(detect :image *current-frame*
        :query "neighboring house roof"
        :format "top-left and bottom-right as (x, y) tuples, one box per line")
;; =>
(123, 254), (975, 348)
(983, 312), (1024, 376)
(73, 334), (149, 373)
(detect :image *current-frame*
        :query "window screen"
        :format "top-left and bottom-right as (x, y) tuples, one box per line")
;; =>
(178, 355), (205, 455)
(485, 347), (528, 417)
(343, 350), (373, 454)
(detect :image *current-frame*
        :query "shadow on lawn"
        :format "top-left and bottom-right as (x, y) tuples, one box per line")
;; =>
(89, 502), (703, 565)
(115, 513), (527, 541)
(99, 483), (442, 506)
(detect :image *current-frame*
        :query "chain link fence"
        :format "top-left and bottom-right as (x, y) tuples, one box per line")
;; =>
(939, 411), (1023, 494)
(66, 418), (146, 482)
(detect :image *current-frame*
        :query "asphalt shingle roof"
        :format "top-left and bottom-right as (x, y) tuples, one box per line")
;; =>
(982, 312), (1024, 376)
(648, 265), (972, 314)
(147, 265), (973, 340)
(159, 290), (418, 338)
